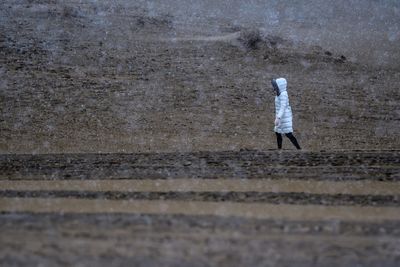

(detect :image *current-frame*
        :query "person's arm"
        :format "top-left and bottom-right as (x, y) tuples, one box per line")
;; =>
(276, 92), (288, 120)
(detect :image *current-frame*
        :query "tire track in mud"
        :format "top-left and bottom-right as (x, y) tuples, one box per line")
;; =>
(0, 150), (399, 222)
(4, 213), (400, 237)
(1, 178), (400, 207)
(2, 198), (400, 222)
(1, 179), (400, 195)
(2, 190), (400, 207)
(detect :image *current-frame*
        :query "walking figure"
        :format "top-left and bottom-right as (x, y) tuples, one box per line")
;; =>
(271, 78), (301, 150)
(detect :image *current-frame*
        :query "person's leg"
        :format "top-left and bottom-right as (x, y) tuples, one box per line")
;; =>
(275, 132), (283, 149)
(285, 133), (301, 150)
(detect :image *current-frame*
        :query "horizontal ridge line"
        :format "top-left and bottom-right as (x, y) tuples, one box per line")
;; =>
(1, 179), (399, 195)
(2, 198), (400, 222)
(1, 190), (400, 207)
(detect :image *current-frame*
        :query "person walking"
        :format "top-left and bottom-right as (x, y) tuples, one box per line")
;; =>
(271, 78), (301, 150)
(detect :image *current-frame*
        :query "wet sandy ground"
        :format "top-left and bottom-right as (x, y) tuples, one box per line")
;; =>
(1, 213), (400, 267)
(3, 198), (400, 221)
(2, 179), (400, 195)
(1, 150), (400, 266)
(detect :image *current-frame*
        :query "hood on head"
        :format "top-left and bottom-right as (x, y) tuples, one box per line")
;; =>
(276, 78), (287, 93)
(271, 77), (287, 96)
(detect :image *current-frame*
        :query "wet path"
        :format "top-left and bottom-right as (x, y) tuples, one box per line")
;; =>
(2, 198), (400, 221)
(2, 179), (400, 195)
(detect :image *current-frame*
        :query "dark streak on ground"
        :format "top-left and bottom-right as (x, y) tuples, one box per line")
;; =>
(2, 190), (400, 207)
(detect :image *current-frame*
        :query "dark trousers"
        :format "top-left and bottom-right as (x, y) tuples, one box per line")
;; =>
(275, 132), (301, 150)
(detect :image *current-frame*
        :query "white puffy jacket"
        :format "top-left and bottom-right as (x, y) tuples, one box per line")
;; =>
(274, 78), (293, 134)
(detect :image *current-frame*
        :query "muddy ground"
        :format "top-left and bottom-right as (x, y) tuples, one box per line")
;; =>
(1, 150), (400, 180)
(1, 1), (400, 266)
(1, 0), (399, 153)
(1, 151), (400, 266)
(2, 213), (400, 267)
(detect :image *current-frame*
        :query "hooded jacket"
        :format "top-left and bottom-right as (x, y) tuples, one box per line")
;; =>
(274, 78), (293, 133)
